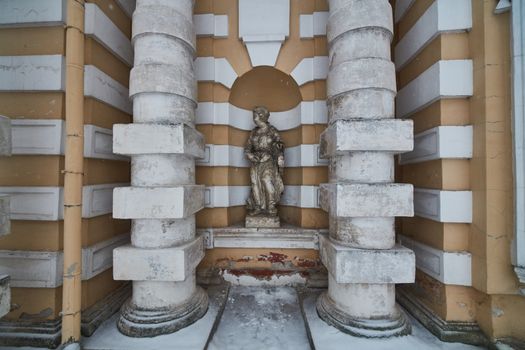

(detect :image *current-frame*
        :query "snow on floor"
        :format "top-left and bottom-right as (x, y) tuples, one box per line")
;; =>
(207, 286), (311, 350)
(302, 290), (487, 350)
(0, 286), (491, 350)
(81, 285), (228, 350)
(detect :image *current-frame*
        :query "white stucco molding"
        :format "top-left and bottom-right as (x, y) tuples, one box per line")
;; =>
(414, 188), (472, 223)
(10, 119), (65, 155)
(0, 233), (129, 288)
(0, 183), (126, 221)
(0, 55), (64, 91)
(238, 0), (289, 67)
(199, 227), (325, 250)
(194, 14), (228, 38)
(203, 185), (320, 209)
(0, 0), (66, 27)
(196, 144), (327, 168)
(195, 57), (238, 89)
(196, 102), (327, 131)
(9, 120), (127, 160)
(394, 0), (415, 23)
(398, 235), (472, 286)
(400, 125), (473, 165)
(84, 65), (132, 114)
(396, 60), (473, 118)
(395, 0), (472, 70)
(291, 56), (329, 86)
(85, 3), (133, 66)
(300, 12), (328, 39)
(511, 0), (525, 287)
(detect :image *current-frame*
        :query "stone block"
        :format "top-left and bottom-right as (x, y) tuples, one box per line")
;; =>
(245, 215), (280, 228)
(0, 116), (11, 156)
(319, 234), (415, 284)
(113, 185), (204, 219)
(113, 236), (204, 281)
(320, 183), (413, 218)
(327, 0), (393, 43)
(327, 58), (396, 98)
(0, 195), (10, 236)
(320, 119), (413, 157)
(113, 123), (204, 158)
(0, 275), (10, 318)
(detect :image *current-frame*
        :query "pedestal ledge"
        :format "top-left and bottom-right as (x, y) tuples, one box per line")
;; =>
(320, 183), (414, 218)
(113, 236), (204, 281)
(199, 225), (327, 250)
(113, 123), (204, 157)
(319, 234), (415, 284)
(319, 119), (413, 156)
(113, 185), (204, 219)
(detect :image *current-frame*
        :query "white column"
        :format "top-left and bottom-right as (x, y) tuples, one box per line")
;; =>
(112, 0), (208, 337)
(317, 0), (415, 337)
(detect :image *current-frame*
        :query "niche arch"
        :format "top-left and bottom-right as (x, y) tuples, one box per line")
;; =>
(229, 66), (302, 112)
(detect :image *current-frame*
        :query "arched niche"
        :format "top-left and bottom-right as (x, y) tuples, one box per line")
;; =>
(229, 66), (302, 112)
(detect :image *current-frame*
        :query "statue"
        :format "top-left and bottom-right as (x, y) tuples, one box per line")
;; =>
(245, 106), (284, 228)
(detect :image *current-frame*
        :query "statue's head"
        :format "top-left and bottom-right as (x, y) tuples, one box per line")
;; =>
(253, 106), (270, 127)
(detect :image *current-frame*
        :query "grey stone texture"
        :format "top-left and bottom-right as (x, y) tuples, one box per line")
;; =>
(316, 0), (415, 338)
(112, 0), (207, 337)
(0, 195), (10, 237)
(0, 116), (11, 156)
(245, 214), (280, 228)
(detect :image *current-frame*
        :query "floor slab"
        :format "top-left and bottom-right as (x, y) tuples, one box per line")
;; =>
(81, 285), (229, 350)
(301, 290), (487, 350)
(207, 286), (311, 350)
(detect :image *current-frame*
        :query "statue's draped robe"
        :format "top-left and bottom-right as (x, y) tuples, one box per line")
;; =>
(245, 125), (284, 215)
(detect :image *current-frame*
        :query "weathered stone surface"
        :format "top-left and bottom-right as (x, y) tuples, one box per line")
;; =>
(328, 89), (395, 121)
(320, 183), (414, 218)
(329, 28), (392, 67)
(0, 274), (10, 318)
(329, 153), (394, 183)
(327, 0), (393, 43)
(0, 116), (11, 156)
(132, 92), (195, 125)
(113, 123), (204, 157)
(113, 236), (204, 281)
(319, 234), (415, 284)
(327, 58), (396, 98)
(113, 185), (204, 219)
(132, 4), (195, 50)
(129, 63), (197, 102)
(0, 195), (10, 237)
(329, 216), (395, 249)
(245, 215), (280, 228)
(320, 119), (413, 157)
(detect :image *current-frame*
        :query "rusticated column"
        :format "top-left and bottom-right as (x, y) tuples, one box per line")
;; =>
(112, 0), (208, 337)
(316, 0), (416, 337)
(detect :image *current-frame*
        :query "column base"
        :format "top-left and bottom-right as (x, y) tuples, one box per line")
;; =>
(117, 286), (209, 337)
(316, 291), (411, 338)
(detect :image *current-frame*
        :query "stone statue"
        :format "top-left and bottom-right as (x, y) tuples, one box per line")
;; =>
(245, 106), (284, 228)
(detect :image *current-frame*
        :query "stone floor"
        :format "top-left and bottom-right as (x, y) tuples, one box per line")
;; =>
(1, 285), (488, 350)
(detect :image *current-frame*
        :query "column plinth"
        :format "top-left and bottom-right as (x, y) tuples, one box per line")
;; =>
(112, 0), (207, 337)
(317, 0), (415, 337)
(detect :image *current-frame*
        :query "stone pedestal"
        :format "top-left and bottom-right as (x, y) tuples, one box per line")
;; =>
(112, 0), (208, 337)
(317, 0), (415, 338)
(245, 215), (280, 228)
